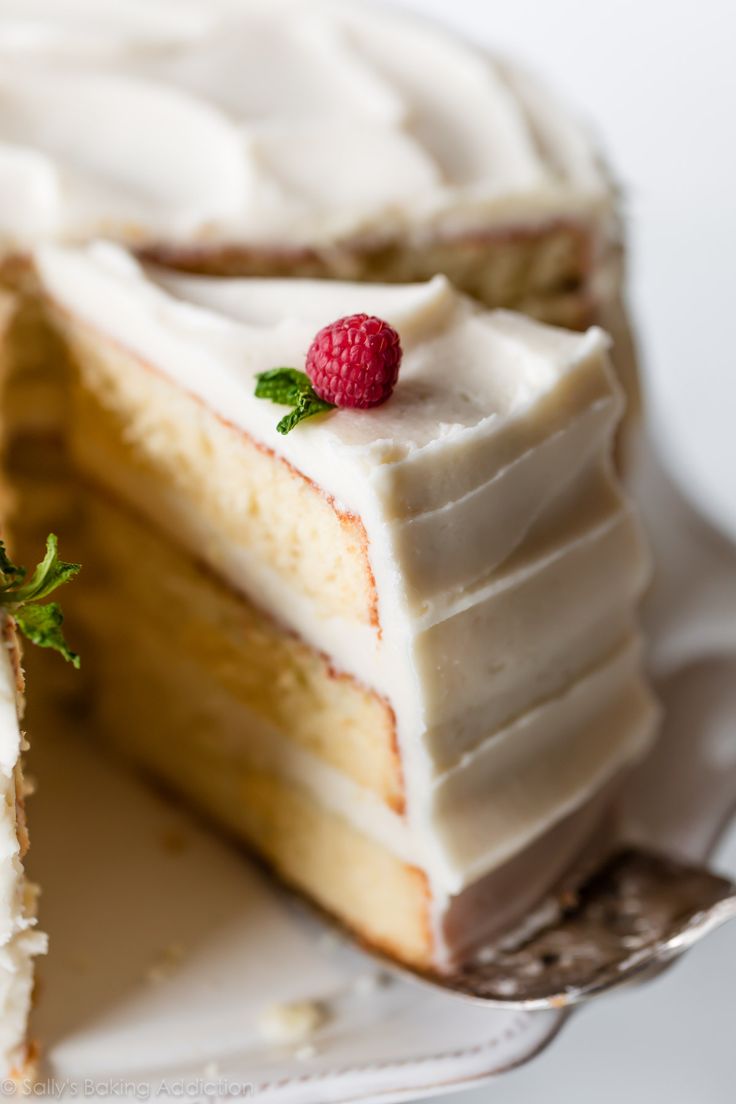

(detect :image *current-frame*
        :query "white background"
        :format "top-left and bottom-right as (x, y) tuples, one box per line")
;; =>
(363, 1), (736, 1101)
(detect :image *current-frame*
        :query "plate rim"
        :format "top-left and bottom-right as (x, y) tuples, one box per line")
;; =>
(249, 1009), (565, 1102)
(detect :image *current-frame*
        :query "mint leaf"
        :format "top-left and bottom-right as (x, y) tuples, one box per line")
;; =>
(0, 534), (81, 666)
(255, 368), (334, 435)
(255, 367), (312, 405)
(14, 602), (80, 669)
(276, 393), (334, 434)
(5, 534), (80, 604)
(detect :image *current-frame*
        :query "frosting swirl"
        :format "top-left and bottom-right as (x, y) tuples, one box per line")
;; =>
(0, 0), (612, 251)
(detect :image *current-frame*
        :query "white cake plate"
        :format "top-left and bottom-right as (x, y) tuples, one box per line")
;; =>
(25, 442), (736, 1103)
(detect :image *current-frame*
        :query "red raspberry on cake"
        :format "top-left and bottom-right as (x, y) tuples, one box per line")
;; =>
(255, 314), (403, 434)
(306, 314), (402, 409)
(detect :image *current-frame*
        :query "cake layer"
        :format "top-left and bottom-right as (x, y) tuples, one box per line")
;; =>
(65, 327), (378, 629)
(73, 481), (403, 812)
(100, 730), (623, 972)
(146, 223), (594, 333)
(95, 722), (434, 969)
(37, 246), (618, 518)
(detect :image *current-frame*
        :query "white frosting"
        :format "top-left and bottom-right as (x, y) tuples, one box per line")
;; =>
(0, 0), (613, 252)
(0, 633), (47, 1074)
(35, 243), (657, 898)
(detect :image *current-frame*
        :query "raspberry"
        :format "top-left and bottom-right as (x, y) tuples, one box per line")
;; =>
(305, 314), (402, 409)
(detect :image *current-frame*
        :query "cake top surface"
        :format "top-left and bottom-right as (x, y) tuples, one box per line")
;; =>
(36, 241), (612, 466)
(0, 0), (612, 252)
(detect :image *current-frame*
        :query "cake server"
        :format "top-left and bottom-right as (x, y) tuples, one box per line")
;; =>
(390, 845), (736, 1009)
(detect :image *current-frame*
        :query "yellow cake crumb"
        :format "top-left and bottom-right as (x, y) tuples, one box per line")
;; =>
(256, 1000), (327, 1044)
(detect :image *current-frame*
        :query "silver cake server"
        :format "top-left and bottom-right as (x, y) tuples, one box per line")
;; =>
(386, 846), (736, 1009)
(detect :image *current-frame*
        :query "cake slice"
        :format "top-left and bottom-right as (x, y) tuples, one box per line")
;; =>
(25, 242), (657, 970)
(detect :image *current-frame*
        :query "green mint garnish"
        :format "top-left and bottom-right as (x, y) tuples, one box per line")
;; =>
(255, 368), (334, 435)
(0, 534), (81, 667)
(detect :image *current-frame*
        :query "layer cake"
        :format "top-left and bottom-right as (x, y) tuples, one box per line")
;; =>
(0, 0), (657, 1067)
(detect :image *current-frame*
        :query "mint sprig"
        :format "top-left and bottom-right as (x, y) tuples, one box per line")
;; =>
(0, 534), (81, 667)
(255, 368), (334, 435)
